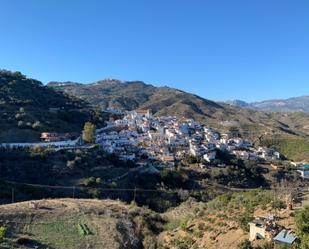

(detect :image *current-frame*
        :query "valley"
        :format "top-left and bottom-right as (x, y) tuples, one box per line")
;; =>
(0, 70), (308, 249)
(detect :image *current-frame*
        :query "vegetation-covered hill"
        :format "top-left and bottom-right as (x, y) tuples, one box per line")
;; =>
(2, 190), (308, 249)
(49, 79), (309, 161)
(0, 146), (223, 211)
(158, 190), (294, 249)
(0, 145), (302, 213)
(47, 80), (305, 131)
(0, 70), (105, 142)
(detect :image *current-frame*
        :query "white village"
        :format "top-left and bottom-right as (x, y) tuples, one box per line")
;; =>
(1, 109), (283, 167)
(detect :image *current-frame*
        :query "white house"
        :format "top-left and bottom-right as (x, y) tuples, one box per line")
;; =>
(203, 151), (217, 162)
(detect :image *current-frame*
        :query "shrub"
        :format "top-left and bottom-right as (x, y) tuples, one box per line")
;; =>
(95, 178), (102, 185)
(109, 181), (117, 189)
(32, 121), (41, 130)
(0, 226), (7, 241)
(15, 113), (23, 120)
(91, 189), (101, 199)
(295, 206), (309, 248)
(84, 177), (97, 187)
(257, 242), (274, 249)
(237, 239), (253, 249)
(187, 155), (199, 164)
(271, 199), (286, 210)
(237, 212), (253, 232)
(17, 120), (24, 128)
(66, 160), (75, 169)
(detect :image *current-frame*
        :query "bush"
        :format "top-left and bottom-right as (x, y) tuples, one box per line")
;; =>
(187, 155), (199, 164)
(237, 212), (253, 232)
(95, 178), (102, 185)
(271, 199), (286, 210)
(0, 226), (7, 241)
(84, 177), (99, 187)
(91, 189), (101, 199)
(15, 113), (23, 120)
(295, 206), (309, 248)
(257, 242), (274, 249)
(66, 160), (75, 169)
(109, 181), (117, 189)
(237, 239), (253, 249)
(32, 121), (41, 130)
(17, 120), (24, 128)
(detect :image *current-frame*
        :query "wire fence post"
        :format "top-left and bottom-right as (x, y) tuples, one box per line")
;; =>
(72, 186), (75, 199)
(11, 187), (15, 203)
(133, 187), (137, 203)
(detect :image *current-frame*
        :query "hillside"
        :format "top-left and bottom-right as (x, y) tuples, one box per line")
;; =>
(158, 190), (295, 249)
(0, 70), (105, 142)
(0, 190), (300, 249)
(47, 80), (304, 131)
(3, 144), (302, 213)
(0, 198), (163, 249)
(47, 80), (309, 131)
(49, 79), (309, 161)
(227, 96), (309, 113)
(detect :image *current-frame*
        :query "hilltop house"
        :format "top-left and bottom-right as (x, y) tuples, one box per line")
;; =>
(249, 216), (279, 241)
(161, 154), (175, 166)
(203, 151), (217, 162)
(273, 229), (296, 249)
(40, 132), (72, 142)
(136, 109), (152, 118)
(297, 164), (309, 179)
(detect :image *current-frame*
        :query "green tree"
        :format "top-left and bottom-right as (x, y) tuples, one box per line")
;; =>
(82, 122), (96, 143)
(296, 206), (309, 248)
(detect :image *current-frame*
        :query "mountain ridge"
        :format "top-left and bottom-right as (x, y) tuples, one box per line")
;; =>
(48, 78), (309, 161)
(226, 95), (309, 113)
(0, 70), (105, 142)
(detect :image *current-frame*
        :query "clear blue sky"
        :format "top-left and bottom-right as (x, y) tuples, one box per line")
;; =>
(0, 0), (308, 102)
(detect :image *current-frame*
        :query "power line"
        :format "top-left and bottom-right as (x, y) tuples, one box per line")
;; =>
(4, 179), (308, 194)
(4, 180), (179, 194)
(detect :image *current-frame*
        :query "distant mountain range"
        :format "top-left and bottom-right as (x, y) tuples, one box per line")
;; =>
(226, 96), (309, 113)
